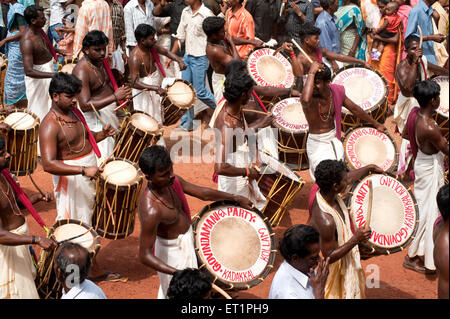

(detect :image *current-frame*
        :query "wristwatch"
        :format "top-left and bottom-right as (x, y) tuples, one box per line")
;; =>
(81, 166), (86, 176)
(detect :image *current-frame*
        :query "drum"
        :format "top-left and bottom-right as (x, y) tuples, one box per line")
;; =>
(57, 58), (78, 74)
(114, 111), (162, 163)
(92, 158), (144, 239)
(331, 64), (389, 133)
(192, 200), (277, 290)
(246, 47), (295, 107)
(431, 76), (448, 140)
(35, 219), (101, 299)
(3, 110), (40, 176)
(272, 97), (309, 171)
(347, 173), (419, 259)
(162, 79), (196, 126)
(256, 151), (305, 227)
(342, 125), (399, 173)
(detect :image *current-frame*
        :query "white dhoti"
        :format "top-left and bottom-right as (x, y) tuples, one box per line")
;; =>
(0, 221), (39, 299)
(154, 226), (198, 299)
(257, 127), (279, 160)
(52, 150), (97, 225)
(212, 71), (225, 104)
(82, 103), (120, 164)
(407, 150), (445, 270)
(306, 129), (345, 182)
(25, 60), (53, 121)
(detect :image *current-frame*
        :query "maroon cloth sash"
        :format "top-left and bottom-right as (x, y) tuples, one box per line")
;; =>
(171, 176), (191, 222)
(252, 90), (269, 113)
(40, 28), (58, 61)
(72, 108), (102, 158)
(329, 84), (346, 140)
(316, 48), (323, 63)
(406, 107), (420, 159)
(150, 47), (166, 79)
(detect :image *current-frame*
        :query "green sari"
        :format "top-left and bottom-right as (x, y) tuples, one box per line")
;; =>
(335, 4), (367, 60)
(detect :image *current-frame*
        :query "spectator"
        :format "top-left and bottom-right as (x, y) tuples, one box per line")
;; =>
(315, 0), (340, 54)
(245, 0), (281, 43)
(280, 0), (314, 48)
(124, 0), (156, 52)
(48, 0), (74, 48)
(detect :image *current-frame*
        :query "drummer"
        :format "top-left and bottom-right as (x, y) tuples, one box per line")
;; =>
(128, 23), (186, 135)
(72, 30), (132, 163)
(39, 72), (120, 282)
(310, 159), (383, 298)
(137, 145), (253, 299)
(0, 134), (55, 299)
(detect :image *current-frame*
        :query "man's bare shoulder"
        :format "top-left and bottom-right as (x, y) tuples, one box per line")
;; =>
(72, 59), (89, 76)
(311, 202), (336, 233)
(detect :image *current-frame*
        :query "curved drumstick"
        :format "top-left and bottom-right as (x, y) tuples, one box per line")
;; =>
(365, 179), (373, 231)
(242, 108), (269, 115)
(291, 38), (313, 64)
(89, 102), (107, 126)
(211, 283), (232, 299)
(418, 26), (423, 48)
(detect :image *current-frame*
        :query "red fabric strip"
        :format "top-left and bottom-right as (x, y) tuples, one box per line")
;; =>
(252, 90), (269, 113)
(171, 177), (191, 222)
(406, 106), (420, 160)
(72, 108), (102, 158)
(329, 84), (346, 140)
(40, 28), (58, 61)
(150, 47), (166, 79)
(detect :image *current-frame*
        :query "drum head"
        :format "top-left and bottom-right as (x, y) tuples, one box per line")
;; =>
(247, 48), (294, 88)
(258, 151), (301, 182)
(348, 174), (418, 253)
(60, 63), (76, 74)
(4, 111), (37, 130)
(167, 80), (195, 107)
(102, 160), (140, 186)
(272, 98), (308, 133)
(130, 112), (159, 132)
(53, 223), (96, 252)
(432, 76), (449, 118)
(193, 201), (276, 290)
(344, 126), (397, 172)
(332, 65), (387, 113)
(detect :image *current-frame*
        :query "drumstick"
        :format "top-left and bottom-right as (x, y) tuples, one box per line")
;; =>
(57, 228), (92, 245)
(365, 180), (373, 231)
(272, 46), (284, 56)
(29, 174), (46, 198)
(9, 113), (29, 129)
(89, 102), (107, 126)
(418, 26), (423, 48)
(242, 108), (269, 115)
(113, 89), (148, 111)
(211, 283), (232, 299)
(291, 38), (313, 64)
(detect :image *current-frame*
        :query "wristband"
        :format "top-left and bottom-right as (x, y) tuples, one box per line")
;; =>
(113, 92), (119, 105)
(290, 51), (296, 58)
(32, 235), (36, 244)
(81, 166), (86, 176)
(244, 167), (249, 177)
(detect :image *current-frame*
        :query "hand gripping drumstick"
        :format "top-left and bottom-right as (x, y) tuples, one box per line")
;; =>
(365, 179), (373, 231)
(242, 108), (269, 115)
(113, 89), (149, 111)
(291, 38), (313, 64)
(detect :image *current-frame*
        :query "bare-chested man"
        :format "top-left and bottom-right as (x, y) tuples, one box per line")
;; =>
(72, 30), (132, 163)
(20, 5), (55, 123)
(137, 145), (252, 299)
(39, 72), (118, 281)
(403, 80), (449, 275)
(128, 23), (185, 132)
(302, 61), (387, 182)
(0, 133), (55, 299)
(394, 35), (448, 179)
(434, 184), (449, 299)
(310, 159), (383, 298)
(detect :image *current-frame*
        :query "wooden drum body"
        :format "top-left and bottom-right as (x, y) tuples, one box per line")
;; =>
(162, 79), (196, 126)
(0, 54), (7, 104)
(192, 200), (276, 290)
(331, 64), (389, 133)
(346, 173), (419, 259)
(36, 219), (101, 299)
(114, 111), (162, 163)
(256, 151), (305, 227)
(343, 125), (399, 173)
(431, 76), (448, 140)
(272, 97), (309, 171)
(92, 158), (144, 239)
(57, 58), (78, 74)
(3, 110), (40, 176)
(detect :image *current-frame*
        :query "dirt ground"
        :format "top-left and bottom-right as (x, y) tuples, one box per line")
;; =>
(22, 114), (439, 299)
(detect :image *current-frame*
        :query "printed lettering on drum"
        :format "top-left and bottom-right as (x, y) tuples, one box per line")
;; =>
(431, 76), (449, 117)
(196, 206), (272, 284)
(272, 98), (309, 133)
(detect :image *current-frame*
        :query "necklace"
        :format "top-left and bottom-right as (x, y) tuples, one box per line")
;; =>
(148, 187), (177, 210)
(138, 48), (153, 76)
(52, 110), (87, 154)
(318, 94), (333, 122)
(85, 58), (107, 87)
(224, 106), (245, 129)
(0, 178), (23, 217)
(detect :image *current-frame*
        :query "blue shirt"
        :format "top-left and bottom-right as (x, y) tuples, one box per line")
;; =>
(315, 10), (340, 54)
(405, 0), (437, 64)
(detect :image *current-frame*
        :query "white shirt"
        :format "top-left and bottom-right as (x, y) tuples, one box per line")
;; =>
(124, 0), (155, 47)
(61, 279), (107, 299)
(268, 260), (316, 299)
(49, 0), (67, 26)
(174, 4), (214, 57)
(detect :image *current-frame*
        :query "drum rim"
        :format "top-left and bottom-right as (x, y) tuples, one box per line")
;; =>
(342, 123), (399, 173)
(257, 150), (304, 184)
(191, 200), (277, 290)
(271, 97), (309, 133)
(245, 47), (296, 89)
(56, 58), (79, 72)
(100, 156), (145, 187)
(332, 63), (389, 115)
(345, 172), (420, 256)
(4, 108), (41, 127)
(165, 79), (197, 109)
(127, 110), (163, 135)
(430, 75), (449, 118)
(0, 53), (7, 69)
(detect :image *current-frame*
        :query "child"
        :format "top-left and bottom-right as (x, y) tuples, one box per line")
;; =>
(371, 1), (402, 61)
(55, 14), (75, 63)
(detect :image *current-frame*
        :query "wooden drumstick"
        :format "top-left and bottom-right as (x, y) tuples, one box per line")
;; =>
(211, 283), (232, 299)
(89, 102), (107, 126)
(242, 108), (269, 115)
(29, 174), (46, 198)
(113, 89), (148, 111)
(291, 38), (313, 64)
(10, 113), (29, 129)
(365, 179), (373, 231)
(272, 46), (284, 56)
(418, 25), (423, 48)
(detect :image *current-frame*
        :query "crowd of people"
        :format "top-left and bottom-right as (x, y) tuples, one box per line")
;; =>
(0, 0), (448, 300)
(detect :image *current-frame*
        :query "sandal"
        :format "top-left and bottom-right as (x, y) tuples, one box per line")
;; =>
(89, 271), (128, 283)
(402, 257), (436, 275)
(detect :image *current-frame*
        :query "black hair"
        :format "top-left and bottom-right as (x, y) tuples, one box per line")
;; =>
(55, 242), (91, 285)
(0, 135), (5, 151)
(437, 184), (449, 220)
(387, 1), (399, 10)
(223, 71), (255, 103)
(315, 160), (348, 193)
(167, 268), (213, 299)
(82, 30), (109, 50)
(404, 34), (420, 50)
(134, 23), (156, 43)
(413, 80), (440, 109)
(202, 16), (226, 37)
(279, 224), (320, 261)
(320, 0), (336, 10)
(24, 5), (44, 24)
(138, 145), (172, 176)
(49, 72), (83, 99)
(299, 22), (321, 42)
(224, 59), (247, 77)
(376, 0), (390, 5)
(314, 64), (332, 82)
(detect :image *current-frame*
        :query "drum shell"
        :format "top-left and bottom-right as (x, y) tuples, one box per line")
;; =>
(114, 111), (162, 163)
(277, 129), (309, 171)
(433, 111), (448, 140)
(162, 79), (196, 126)
(35, 219), (101, 299)
(92, 159), (144, 240)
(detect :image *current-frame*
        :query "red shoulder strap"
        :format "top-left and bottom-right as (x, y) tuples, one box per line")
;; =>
(329, 84), (346, 139)
(72, 108), (102, 158)
(171, 177), (191, 222)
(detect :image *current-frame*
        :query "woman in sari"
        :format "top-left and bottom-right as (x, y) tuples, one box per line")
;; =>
(0, 0), (27, 108)
(335, 0), (367, 60)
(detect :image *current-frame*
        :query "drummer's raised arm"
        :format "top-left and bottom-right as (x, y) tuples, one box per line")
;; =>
(301, 61), (323, 106)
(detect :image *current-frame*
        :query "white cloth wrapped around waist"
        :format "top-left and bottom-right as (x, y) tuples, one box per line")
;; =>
(132, 72), (163, 123)
(212, 71), (225, 104)
(393, 93), (419, 133)
(25, 59), (53, 121)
